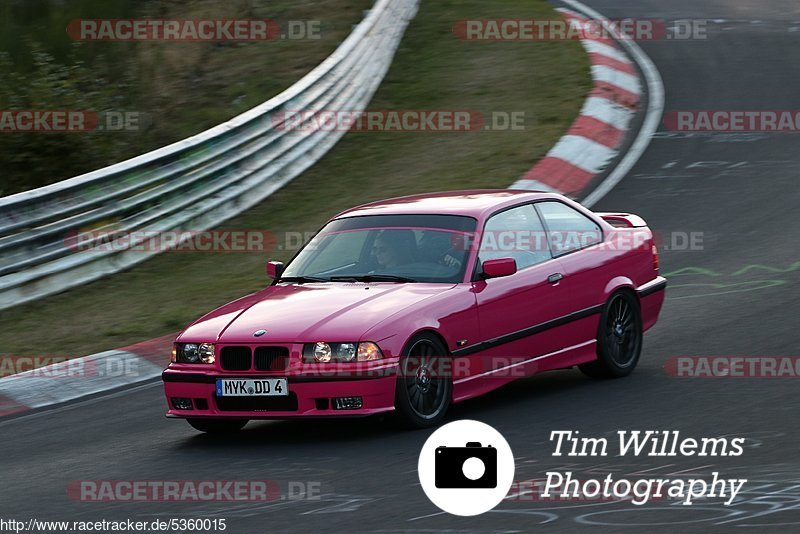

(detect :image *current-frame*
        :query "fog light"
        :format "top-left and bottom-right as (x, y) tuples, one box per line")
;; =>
(171, 397), (193, 410)
(333, 396), (362, 410)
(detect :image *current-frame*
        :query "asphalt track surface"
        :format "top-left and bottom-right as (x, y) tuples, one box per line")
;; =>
(3, 1), (800, 532)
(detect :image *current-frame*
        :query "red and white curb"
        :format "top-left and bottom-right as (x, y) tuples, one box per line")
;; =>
(0, 334), (174, 417)
(511, 7), (648, 197)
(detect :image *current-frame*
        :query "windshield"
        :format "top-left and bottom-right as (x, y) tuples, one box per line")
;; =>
(281, 214), (477, 283)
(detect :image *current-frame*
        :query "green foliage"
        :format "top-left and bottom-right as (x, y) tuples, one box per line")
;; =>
(0, 42), (129, 196)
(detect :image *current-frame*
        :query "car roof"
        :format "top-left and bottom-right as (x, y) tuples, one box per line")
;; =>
(333, 189), (564, 221)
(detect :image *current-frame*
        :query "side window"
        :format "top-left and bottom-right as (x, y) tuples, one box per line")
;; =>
(478, 204), (551, 270)
(536, 201), (602, 255)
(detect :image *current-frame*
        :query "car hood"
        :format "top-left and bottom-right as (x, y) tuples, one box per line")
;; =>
(178, 282), (455, 344)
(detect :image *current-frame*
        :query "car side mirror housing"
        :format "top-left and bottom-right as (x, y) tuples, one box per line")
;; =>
(266, 260), (284, 280)
(481, 258), (517, 279)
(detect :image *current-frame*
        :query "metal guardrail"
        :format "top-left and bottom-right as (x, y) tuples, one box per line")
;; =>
(0, 0), (418, 311)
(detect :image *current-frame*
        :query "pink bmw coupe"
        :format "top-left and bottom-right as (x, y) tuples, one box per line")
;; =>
(162, 190), (666, 431)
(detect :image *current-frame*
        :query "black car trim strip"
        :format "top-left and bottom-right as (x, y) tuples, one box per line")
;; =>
(451, 303), (604, 357)
(162, 373), (215, 383)
(638, 278), (668, 298)
(162, 368), (395, 384)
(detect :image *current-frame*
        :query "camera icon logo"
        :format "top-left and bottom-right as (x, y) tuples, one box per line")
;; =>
(418, 420), (515, 516)
(435, 442), (497, 489)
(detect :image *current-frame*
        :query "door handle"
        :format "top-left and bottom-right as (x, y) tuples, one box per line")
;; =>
(548, 273), (564, 284)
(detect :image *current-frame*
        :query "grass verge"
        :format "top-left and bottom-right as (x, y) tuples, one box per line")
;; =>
(0, 0), (591, 358)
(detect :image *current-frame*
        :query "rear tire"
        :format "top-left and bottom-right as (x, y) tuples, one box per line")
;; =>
(395, 334), (452, 428)
(579, 291), (643, 379)
(187, 418), (248, 434)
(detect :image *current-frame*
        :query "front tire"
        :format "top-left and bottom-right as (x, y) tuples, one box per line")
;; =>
(579, 291), (643, 379)
(187, 418), (248, 434)
(395, 334), (452, 428)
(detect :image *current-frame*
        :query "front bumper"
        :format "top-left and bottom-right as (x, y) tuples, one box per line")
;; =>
(162, 366), (397, 419)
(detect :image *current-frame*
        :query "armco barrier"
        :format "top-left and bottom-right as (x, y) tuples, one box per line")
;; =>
(0, 0), (418, 311)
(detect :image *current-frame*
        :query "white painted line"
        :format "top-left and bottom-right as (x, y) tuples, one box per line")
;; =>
(561, 0), (666, 208)
(629, 464), (677, 475)
(592, 65), (641, 95)
(582, 40), (633, 65)
(581, 96), (635, 131)
(665, 465), (715, 476)
(408, 511), (448, 522)
(548, 135), (618, 175)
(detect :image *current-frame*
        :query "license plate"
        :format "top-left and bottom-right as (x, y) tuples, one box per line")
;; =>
(216, 378), (288, 397)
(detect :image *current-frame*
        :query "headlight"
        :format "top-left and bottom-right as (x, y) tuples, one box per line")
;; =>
(304, 342), (383, 363)
(313, 342), (332, 363)
(173, 343), (215, 364)
(339, 343), (358, 362)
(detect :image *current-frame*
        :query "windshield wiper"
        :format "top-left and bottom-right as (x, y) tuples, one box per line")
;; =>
(277, 275), (330, 284)
(330, 274), (417, 283)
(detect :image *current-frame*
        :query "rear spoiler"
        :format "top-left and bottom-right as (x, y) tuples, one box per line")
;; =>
(596, 212), (648, 228)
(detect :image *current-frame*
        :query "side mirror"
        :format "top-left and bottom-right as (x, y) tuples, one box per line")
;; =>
(266, 260), (284, 280)
(481, 258), (517, 279)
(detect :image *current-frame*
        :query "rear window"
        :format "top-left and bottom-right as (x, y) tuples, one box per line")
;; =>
(535, 201), (602, 255)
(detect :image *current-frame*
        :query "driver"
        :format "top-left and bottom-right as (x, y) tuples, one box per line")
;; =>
(373, 230), (417, 270)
